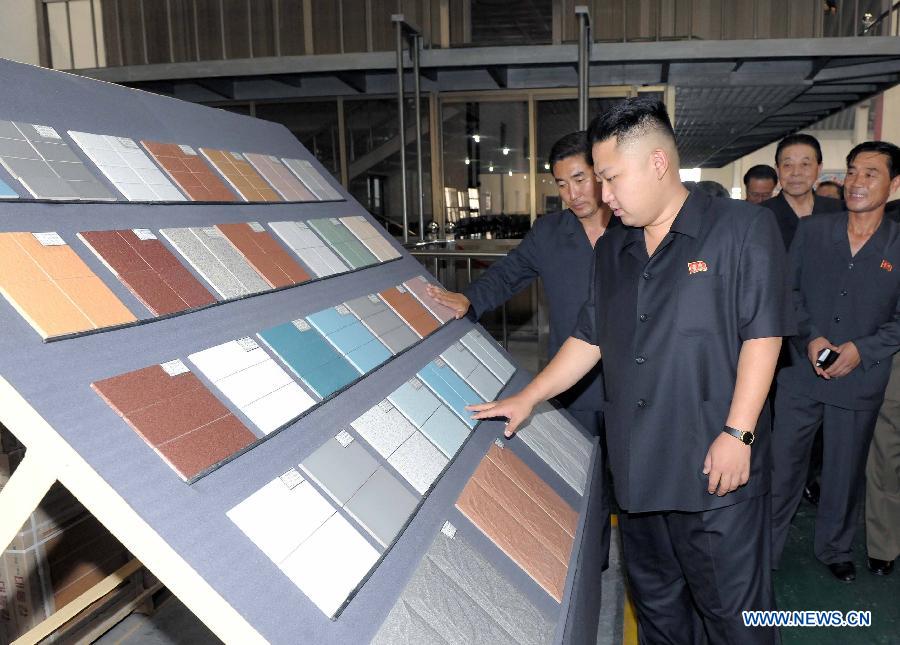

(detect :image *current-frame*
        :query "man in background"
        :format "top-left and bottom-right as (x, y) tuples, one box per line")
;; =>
(816, 180), (843, 201)
(744, 164), (778, 204)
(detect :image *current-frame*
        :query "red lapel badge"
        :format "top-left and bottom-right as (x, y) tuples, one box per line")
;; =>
(688, 260), (708, 274)
(881, 259), (893, 272)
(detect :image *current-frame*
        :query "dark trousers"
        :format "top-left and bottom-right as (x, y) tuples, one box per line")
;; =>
(568, 409), (611, 571)
(771, 387), (879, 566)
(619, 495), (777, 645)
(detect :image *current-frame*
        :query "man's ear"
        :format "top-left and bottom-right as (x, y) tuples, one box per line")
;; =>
(650, 148), (669, 181)
(890, 173), (900, 196)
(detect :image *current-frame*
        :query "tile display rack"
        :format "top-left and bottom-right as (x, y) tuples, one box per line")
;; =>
(0, 59), (606, 645)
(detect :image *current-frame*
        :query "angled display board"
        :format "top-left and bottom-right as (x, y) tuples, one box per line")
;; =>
(0, 59), (604, 645)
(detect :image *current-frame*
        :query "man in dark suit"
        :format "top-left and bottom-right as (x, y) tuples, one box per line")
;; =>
(761, 133), (843, 250)
(771, 141), (900, 582)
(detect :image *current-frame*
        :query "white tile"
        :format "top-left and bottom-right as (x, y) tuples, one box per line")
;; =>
(243, 382), (315, 434)
(188, 340), (269, 382)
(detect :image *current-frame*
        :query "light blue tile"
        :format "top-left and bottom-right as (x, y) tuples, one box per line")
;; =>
(388, 378), (441, 428)
(419, 405), (470, 457)
(345, 338), (392, 373)
(307, 307), (356, 336)
(0, 177), (17, 198)
(418, 361), (483, 428)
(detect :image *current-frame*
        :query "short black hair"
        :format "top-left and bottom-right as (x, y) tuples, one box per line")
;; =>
(548, 131), (591, 170)
(816, 180), (842, 197)
(743, 164), (778, 187)
(587, 97), (676, 148)
(775, 133), (823, 165)
(846, 140), (900, 179)
(696, 180), (731, 199)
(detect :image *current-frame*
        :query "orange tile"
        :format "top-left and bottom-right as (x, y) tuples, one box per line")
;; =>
(0, 279), (92, 338)
(57, 276), (137, 328)
(200, 148), (281, 202)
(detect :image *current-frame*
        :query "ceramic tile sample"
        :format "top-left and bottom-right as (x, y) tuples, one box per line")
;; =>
(91, 362), (256, 481)
(300, 435), (379, 505)
(199, 148), (281, 202)
(388, 378), (470, 458)
(0, 232), (136, 338)
(351, 401), (448, 494)
(0, 176), (18, 198)
(345, 467), (419, 548)
(140, 140), (235, 202)
(344, 293), (419, 354)
(215, 222), (310, 288)
(378, 285), (441, 338)
(403, 275), (458, 324)
(282, 157), (343, 201)
(373, 531), (555, 645)
(460, 329), (516, 382)
(258, 320), (360, 399)
(78, 229), (216, 316)
(418, 404), (471, 458)
(307, 305), (392, 373)
(227, 471), (335, 564)
(440, 341), (504, 401)
(338, 215), (401, 261)
(279, 512), (380, 618)
(0, 121), (115, 200)
(160, 226), (270, 299)
(188, 337), (315, 435)
(244, 153), (316, 202)
(307, 218), (377, 269)
(418, 359), (484, 429)
(517, 402), (593, 495)
(456, 444), (576, 602)
(268, 221), (348, 278)
(68, 131), (186, 201)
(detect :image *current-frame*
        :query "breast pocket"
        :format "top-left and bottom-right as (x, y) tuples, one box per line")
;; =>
(676, 274), (724, 336)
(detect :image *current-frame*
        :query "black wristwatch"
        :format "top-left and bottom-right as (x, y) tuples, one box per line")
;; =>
(722, 425), (754, 446)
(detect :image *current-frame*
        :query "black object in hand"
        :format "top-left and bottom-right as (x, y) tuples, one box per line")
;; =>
(816, 348), (839, 369)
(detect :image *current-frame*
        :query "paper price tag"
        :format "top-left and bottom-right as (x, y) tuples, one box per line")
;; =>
(493, 438), (506, 450)
(231, 152), (244, 161)
(409, 378), (422, 390)
(367, 294), (381, 304)
(292, 319), (311, 332)
(237, 337), (259, 352)
(395, 285), (407, 294)
(248, 222), (265, 233)
(178, 145), (197, 156)
(335, 430), (354, 447)
(267, 155), (279, 163)
(32, 232), (65, 246)
(117, 137), (139, 149)
(279, 469), (304, 490)
(335, 304), (350, 316)
(455, 342), (465, 351)
(297, 221), (310, 230)
(377, 400), (394, 413)
(132, 228), (157, 240)
(160, 359), (189, 377)
(329, 218), (339, 225)
(441, 521), (457, 539)
(32, 125), (60, 139)
(201, 227), (220, 237)
(434, 358), (445, 368)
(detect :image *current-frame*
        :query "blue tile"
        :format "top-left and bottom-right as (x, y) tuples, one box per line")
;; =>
(307, 307), (356, 336)
(388, 378), (441, 428)
(0, 177), (17, 198)
(418, 361), (484, 428)
(419, 405), (470, 457)
(345, 338), (392, 373)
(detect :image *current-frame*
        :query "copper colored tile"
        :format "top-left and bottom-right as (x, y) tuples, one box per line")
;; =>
(456, 478), (567, 602)
(470, 456), (573, 565)
(157, 415), (255, 480)
(216, 222), (310, 288)
(140, 141), (236, 202)
(126, 386), (232, 446)
(79, 230), (151, 275)
(485, 444), (578, 537)
(200, 148), (281, 202)
(378, 286), (441, 338)
(92, 365), (192, 415)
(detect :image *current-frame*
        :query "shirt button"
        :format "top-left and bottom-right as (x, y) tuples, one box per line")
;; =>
(848, 262), (854, 269)
(840, 289), (848, 296)
(834, 315), (841, 323)
(635, 356), (646, 364)
(642, 272), (652, 280)
(639, 313), (648, 322)
(875, 360), (882, 366)
(637, 399), (647, 408)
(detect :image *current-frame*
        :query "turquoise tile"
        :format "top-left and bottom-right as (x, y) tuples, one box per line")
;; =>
(388, 378), (441, 428)
(0, 176), (17, 198)
(418, 361), (484, 429)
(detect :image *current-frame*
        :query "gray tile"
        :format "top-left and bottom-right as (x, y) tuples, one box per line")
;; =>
(517, 402), (592, 495)
(0, 137), (37, 158)
(426, 532), (556, 645)
(161, 227), (246, 299)
(345, 293), (387, 319)
(467, 364), (504, 400)
(440, 342), (481, 378)
(461, 330), (516, 382)
(379, 325), (420, 354)
(344, 468), (419, 547)
(49, 160), (96, 182)
(372, 600), (450, 645)
(388, 378), (442, 428)
(300, 436), (379, 505)
(32, 140), (80, 162)
(351, 401), (417, 458)
(388, 431), (448, 495)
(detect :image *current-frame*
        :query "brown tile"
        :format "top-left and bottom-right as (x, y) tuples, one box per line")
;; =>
(158, 267), (217, 309)
(157, 415), (255, 480)
(456, 478), (567, 602)
(379, 287), (441, 338)
(215, 222), (309, 287)
(91, 365), (198, 416)
(79, 231), (151, 276)
(486, 444), (578, 537)
(114, 269), (185, 315)
(124, 384), (232, 446)
(199, 148), (281, 202)
(470, 456), (573, 566)
(141, 140), (236, 202)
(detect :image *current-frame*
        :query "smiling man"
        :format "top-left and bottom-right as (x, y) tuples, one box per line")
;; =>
(469, 97), (792, 643)
(771, 141), (900, 582)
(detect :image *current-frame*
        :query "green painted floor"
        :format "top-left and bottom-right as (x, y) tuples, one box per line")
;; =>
(775, 499), (899, 644)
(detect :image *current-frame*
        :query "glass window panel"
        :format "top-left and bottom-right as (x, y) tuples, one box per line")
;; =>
(255, 101), (342, 179)
(471, 0), (552, 45)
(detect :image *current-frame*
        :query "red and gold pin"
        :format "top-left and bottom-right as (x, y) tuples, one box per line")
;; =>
(688, 260), (708, 274)
(881, 259), (893, 272)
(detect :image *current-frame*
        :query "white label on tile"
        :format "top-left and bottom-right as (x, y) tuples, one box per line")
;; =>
(248, 222), (265, 233)
(395, 285), (407, 294)
(116, 137), (138, 149)
(455, 342), (465, 351)
(201, 227), (221, 237)
(335, 304), (350, 316)
(279, 468), (304, 490)
(33, 232), (66, 246)
(132, 228), (157, 241)
(329, 218), (339, 225)
(292, 319), (311, 332)
(335, 430), (354, 448)
(32, 125), (60, 139)
(434, 358), (446, 369)
(377, 400), (394, 413)
(297, 221), (310, 230)
(231, 152), (244, 161)
(237, 337), (259, 352)
(268, 155), (279, 163)
(367, 294), (381, 304)
(178, 145), (197, 155)
(409, 378), (422, 390)
(161, 359), (189, 377)
(441, 521), (457, 539)
(493, 438), (506, 450)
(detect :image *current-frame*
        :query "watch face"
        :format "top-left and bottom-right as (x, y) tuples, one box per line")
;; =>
(742, 432), (754, 445)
